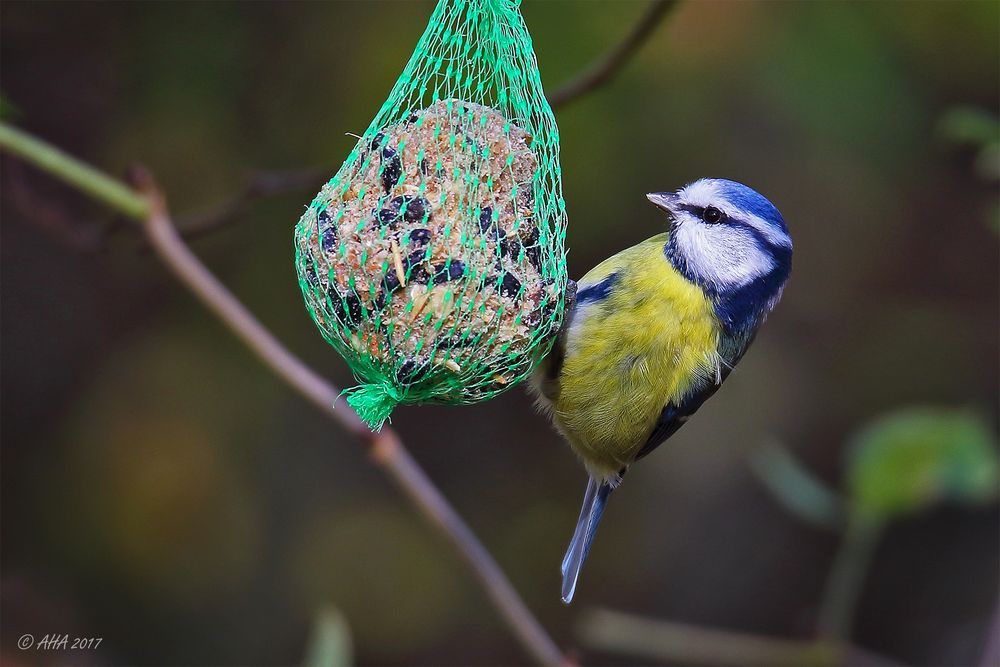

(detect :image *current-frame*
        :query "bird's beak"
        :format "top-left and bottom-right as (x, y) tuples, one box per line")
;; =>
(646, 192), (679, 213)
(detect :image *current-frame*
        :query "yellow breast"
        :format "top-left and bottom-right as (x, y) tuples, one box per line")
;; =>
(551, 233), (721, 479)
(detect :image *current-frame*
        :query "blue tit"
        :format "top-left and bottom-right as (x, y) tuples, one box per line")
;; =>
(531, 178), (793, 603)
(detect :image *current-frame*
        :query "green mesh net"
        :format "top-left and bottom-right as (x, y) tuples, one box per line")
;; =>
(294, 0), (568, 430)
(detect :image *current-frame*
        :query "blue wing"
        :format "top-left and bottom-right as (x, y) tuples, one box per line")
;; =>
(536, 278), (583, 402)
(634, 329), (756, 461)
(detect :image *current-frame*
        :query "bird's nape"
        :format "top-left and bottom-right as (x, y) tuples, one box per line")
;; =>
(561, 476), (614, 603)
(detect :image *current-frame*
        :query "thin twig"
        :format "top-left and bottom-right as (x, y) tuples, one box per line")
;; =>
(548, 0), (678, 110)
(175, 166), (328, 240)
(978, 600), (1000, 667)
(0, 123), (567, 667)
(141, 0), (678, 240)
(0, 123), (148, 219)
(2, 158), (110, 252)
(579, 608), (903, 667)
(817, 514), (884, 642)
(747, 440), (846, 532)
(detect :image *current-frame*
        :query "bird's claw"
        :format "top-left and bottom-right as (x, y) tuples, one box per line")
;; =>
(565, 278), (578, 313)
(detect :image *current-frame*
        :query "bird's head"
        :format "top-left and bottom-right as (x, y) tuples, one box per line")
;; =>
(647, 178), (793, 330)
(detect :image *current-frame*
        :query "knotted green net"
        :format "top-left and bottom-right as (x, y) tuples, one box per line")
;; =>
(294, 0), (568, 430)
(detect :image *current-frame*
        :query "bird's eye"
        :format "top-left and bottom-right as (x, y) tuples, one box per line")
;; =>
(702, 206), (723, 224)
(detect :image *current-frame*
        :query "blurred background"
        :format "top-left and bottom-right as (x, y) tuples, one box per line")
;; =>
(2, 1), (998, 665)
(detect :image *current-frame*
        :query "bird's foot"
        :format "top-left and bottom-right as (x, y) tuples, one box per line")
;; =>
(565, 278), (578, 312)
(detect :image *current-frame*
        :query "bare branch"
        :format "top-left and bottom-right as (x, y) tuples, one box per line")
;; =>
(549, 0), (678, 110)
(979, 600), (1000, 667)
(1, 124), (568, 667)
(0, 123), (148, 218)
(175, 166), (328, 240)
(97, 0), (678, 243)
(579, 608), (904, 667)
(2, 157), (109, 252)
(141, 179), (566, 666)
(142, 0), (679, 241)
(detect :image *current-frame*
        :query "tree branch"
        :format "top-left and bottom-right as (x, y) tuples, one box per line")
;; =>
(0, 122), (567, 667)
(548, 0), (678, 110)
(817, 515), (883, 642)
(0, 123), (148, 219)
(0, 7), (680, 653)
(579, 608), (903, 667)
(174, 166), (328, 240)
(979, 600), (1000, 667)
(133, 0), (679, 240)
(2, 158), (112, 252)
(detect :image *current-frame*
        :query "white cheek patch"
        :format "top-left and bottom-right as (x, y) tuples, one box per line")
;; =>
(679, 180), (792, 250)
(673, 216), (775, 290)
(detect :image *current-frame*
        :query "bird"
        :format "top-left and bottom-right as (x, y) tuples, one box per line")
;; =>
(530, 178), (793, 604)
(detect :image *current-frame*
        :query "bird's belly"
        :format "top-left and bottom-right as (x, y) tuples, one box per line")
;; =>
(553, 294), (719, 478)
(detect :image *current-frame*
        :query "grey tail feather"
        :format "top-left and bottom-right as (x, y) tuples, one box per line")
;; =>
(560, 477), (597, 577)
(560, 476), (613, 604)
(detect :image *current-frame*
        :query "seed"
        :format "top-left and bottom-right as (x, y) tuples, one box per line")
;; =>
(391, 240), (407, 288)
(409, 266), (430, 285)
(406, 249), (428, 266)
(432, 260), (465, 284)
(409, 228), (432, 246)
(396, 358), (427, 383)
(520, 227), (542, 271)
(321, 227), (338, 253)
(377, 195), (429, 226)
(499, 272), (521, 299)
(517, 187), (534, 208)
(346, 293), (363, 321)
(397, 359), (416, 380)
(376, 208), (397, 226)
(405, 249), (430, 284)
(317, 207), (333, 227)
(303, 261), (320, 289)
(408, 289), (432, 321)
(332, 290), (364, 326)
(381, 146), (402, 193)
(396, 195), (427, 222)
(316, 208), (335, 249)
(478, 206), (494, 232)
(383, 268), (401, 292)
(499, 236), (521, 260)
(525, 245), (541, 271)
(538, 298), (556, 332)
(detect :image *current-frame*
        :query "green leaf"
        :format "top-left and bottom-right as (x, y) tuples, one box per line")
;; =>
(748, 440), (846, 530)
(938, 106), (1000, 148)
(303, 607), (353, 667)
(846, 408), (999, 519)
